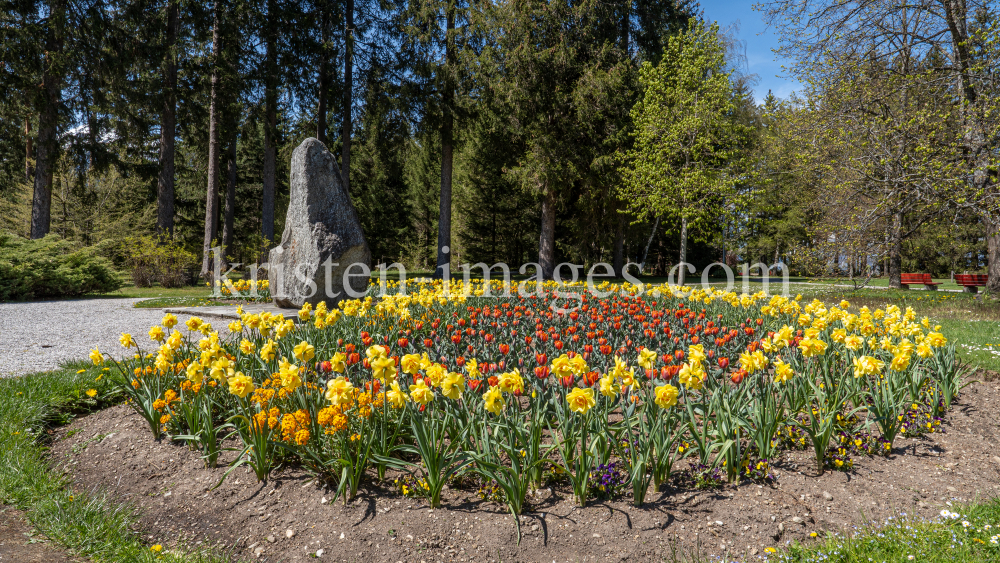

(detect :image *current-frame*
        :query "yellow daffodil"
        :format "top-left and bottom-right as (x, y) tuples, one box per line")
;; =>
(386, 381), (407, 408)
(551, 354), (574, 379)
(161, 313), (178, 329)
(925, 332), (947, 347)
(441, 372), (465, 400)
(228, 371), (255, 398)
(260, 340), (277, 361)
(599, 375), (619, 398)
(773, 358), (794, 384)
(293, 341), (315, 363)
(186, 362), (204, 385)
(852, 355), (884, 378)
(325, 376), (355, 406)
(611, 356), (629, 380)
(278, 358), (302, 389)
(569, 354), (588, 375)
(366, 345), (388, 361)
(89, 348), (103, 365)
(498, 368), (524, 394)
(566, 387), (595, 414)
(916, 343), (933, 358)
(484, 386), (504, 415)
(678, 361), (704, 390)
(654, 384), (679, 409)
(798, 337), (828, 357)
(371, 356), (398, 384)
(409, 379), (435, 405)
(401, 353), (422, 375)
(148, 326), (165, 342)
(637, 348), (657, 370)
(890, 352), (911, 372)
(844, 335), (865, 351)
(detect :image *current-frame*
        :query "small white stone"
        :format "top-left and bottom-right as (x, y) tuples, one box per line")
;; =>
(286, 529), (295, 538)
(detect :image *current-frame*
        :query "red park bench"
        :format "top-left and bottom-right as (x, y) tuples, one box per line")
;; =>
(900, 273), (941, 290)
(954, 273), (988, 293)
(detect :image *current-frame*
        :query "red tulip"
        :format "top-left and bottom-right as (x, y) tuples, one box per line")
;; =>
(730, 369), (746, 384)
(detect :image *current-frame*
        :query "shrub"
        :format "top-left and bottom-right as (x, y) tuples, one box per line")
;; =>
(123, 236), (199, 288)
(0, 234), (123, 300)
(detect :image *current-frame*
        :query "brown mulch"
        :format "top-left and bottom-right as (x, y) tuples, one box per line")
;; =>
(50, 379), (1000, 563)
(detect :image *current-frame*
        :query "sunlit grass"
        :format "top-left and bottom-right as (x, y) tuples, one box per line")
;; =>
(0, 364), (235, 563)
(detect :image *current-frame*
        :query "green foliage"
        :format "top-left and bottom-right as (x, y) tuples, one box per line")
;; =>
(0, 234), (122, 300)
(619, 20), (757, 243)
(122, 235), (199, 288)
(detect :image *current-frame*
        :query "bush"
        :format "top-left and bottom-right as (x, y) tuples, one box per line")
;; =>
(0, 234), (123, 301)
(123, 236), (199, 288)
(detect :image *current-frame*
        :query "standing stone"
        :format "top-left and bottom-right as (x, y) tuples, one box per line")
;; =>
(269, 138), (370, 308)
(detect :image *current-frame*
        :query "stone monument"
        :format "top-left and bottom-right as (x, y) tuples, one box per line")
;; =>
(268, 138), (371, 308)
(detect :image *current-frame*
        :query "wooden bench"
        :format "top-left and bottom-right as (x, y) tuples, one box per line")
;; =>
(900, 273), (941, 290)
(955, 273), (988, 293)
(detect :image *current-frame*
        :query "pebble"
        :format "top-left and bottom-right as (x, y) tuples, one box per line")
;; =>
(822, 491), (833, 501)
(0, 297), (203, 376)
(286, 529), (295, 538)
(266, 535), (275, 543)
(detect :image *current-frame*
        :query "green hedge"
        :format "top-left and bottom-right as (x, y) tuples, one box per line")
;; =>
(0, 234), (123, 301)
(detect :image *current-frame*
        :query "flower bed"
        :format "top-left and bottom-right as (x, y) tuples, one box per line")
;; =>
(95, 281), (966, 538)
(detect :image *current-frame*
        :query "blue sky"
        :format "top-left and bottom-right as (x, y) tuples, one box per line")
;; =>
(700, 0), (802, 103)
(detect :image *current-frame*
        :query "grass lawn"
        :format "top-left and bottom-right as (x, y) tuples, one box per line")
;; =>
(0, 363), (231, 562)
(773, 501), (1000, 562)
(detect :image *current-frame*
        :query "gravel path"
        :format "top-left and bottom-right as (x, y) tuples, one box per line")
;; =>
(0, 298), (183, 377)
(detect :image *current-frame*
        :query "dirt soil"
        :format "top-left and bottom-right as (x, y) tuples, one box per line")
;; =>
(50, 379), (1000, 563)
(0, 507), (80, 563)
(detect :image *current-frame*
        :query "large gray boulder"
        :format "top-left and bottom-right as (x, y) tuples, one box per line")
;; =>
(269, 138), (371, 308)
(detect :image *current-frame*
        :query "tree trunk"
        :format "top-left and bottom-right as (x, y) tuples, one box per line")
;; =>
(30, 0), (65, 239)
(222, 130), (237, 268)
(201, 0), (223, 280)
(342, 0), (353, 193)
(538, 186), (556, 279)
(434, 4), (455, 278)
(613, 213), (625, 277)
(888, 209), (903, 288)
(317, 8), (329, 144)
(156, 0), (179, 237)
(261, 0), (277, 247)
(24, 115), (33, 183)
(639, 217), (659, 273)
(678, 215), (688, 285)
(988, 216), (1000, 294)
